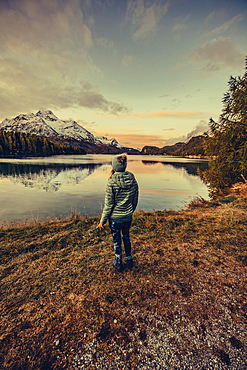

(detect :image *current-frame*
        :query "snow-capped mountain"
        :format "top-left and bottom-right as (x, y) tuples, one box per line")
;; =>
(94, 136), (123, 149)
(0, 110), (138, 152)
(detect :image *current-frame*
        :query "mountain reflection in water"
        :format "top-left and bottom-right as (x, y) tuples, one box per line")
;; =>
(0, 155), (209, 223)
(0, 163), (101, 192)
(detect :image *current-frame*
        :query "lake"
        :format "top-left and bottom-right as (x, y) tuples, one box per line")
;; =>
(0, 154), (209, 225)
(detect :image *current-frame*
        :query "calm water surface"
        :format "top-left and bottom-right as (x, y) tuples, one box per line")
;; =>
(0, 154), (209, 224)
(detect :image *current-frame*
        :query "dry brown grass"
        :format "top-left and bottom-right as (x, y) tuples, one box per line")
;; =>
(0, 196), (247, 369)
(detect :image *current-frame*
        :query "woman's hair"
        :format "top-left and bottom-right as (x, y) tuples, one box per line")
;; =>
(109, 169), (115, 179)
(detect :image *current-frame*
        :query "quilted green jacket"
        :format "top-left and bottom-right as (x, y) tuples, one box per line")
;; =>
(100, 171), (139, 225)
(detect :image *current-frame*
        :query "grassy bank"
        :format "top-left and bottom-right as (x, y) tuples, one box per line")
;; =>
(0, 196), (247, 369)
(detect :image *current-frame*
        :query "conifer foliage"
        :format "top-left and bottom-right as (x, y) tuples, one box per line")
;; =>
(200, 58), (247, 196)
(0, 131), (86, 156)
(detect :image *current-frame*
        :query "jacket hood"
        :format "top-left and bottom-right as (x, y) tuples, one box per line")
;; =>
(111, 171), (135, 189)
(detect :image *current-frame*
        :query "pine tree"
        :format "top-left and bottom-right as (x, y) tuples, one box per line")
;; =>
(200, 57), (247, 196)
(42, 138), (49, 155)
(20, 134), (26, 153)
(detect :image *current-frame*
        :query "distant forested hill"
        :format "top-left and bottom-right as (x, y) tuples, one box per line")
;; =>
(141, 135), (205, 156)
(173, 136), (205, 156)
(0, 131), (86, 156)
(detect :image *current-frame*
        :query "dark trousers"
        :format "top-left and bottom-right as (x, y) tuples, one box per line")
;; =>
(109, 219), (132, 264)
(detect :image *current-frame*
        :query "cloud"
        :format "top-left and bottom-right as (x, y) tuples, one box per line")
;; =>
(77, 119), (97, 131)
(172, 14), (190, 32)
(0, 0), (129, 119)
(165, 135), (187, 145)
(186, 120), (209, 139)
(204, 11), (216, 24)
(0, 0), (93, 53)
(163, 128), (175, 131)
(98, 111), (208, 120)
(125, 0), (171, 40)
(189, 37), (245, 71)
(170, 62), (186, 71)
(164, 120), (210, 145)
(96, 37), (116, 49)
(132, 111), (207, 119)
(122, 55), (133, 66)
(172, 22), (187, 32)
(207, 13), (245, 35)
(75, 81), (130, 113)
(171, 98), (182, 106)
(158, 94), (169, 98)
(0, 55), (130, 119)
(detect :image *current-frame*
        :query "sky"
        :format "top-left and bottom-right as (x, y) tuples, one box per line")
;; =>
(0, 0), (246, 149)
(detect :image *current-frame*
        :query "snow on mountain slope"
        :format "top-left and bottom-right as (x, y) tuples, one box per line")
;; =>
(0, 110), (95, 142)
(1, 111), (58, 137)
(94, 136), (124, 149)
(35, 110), (95, 142)
(0, 110), (132, 150)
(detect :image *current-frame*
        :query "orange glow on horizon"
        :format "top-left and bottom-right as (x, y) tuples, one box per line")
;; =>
(93, 132), (168, 149)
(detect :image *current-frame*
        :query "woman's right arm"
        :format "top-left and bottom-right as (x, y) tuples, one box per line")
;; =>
(100, 182), (115, 225)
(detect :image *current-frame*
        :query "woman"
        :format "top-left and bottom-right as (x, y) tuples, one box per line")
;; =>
(97, 153), (139, 272)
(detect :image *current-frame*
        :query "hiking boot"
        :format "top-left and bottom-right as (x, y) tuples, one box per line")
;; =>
(127, 259), (133, 270)
(112, 259), (123, 272)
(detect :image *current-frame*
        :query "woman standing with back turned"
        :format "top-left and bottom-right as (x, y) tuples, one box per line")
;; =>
(97, 153), (139, 272)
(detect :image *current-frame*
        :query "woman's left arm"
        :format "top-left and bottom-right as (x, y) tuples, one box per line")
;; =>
(132, 180), (139, 211)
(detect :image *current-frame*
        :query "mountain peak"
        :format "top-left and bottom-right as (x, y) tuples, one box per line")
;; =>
(36, 110), (58, 121)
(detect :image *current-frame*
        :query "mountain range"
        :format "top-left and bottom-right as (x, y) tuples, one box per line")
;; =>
(0, 110), (206, 156)
(0, 110), (139, 154)
(141, 135), (205, 157)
